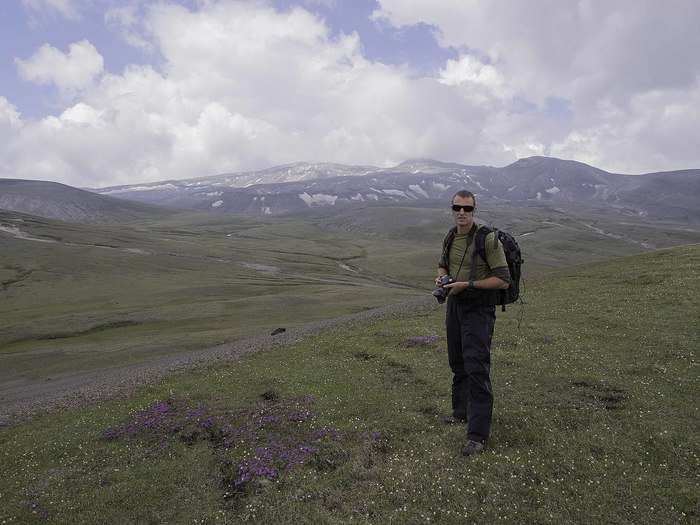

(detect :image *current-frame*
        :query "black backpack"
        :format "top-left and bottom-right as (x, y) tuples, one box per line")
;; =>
(471, 226), (523, 311)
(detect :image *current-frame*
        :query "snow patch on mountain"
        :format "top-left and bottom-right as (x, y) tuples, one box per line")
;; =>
(298, 193), (338, 206)
(102, 183), (178, 194)
(211, 200), (223, 208)
(409, 184), (429, 198)
(593, 184), (610, 199)
(545, 186), (560, 194)
(465, 175), (486, 191)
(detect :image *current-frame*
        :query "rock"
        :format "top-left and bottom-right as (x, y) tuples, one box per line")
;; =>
(271, 327), (286, 336)
(260, 390), (279, 401)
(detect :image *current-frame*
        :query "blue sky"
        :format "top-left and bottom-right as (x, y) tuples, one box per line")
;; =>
(1, 1), (698, 187)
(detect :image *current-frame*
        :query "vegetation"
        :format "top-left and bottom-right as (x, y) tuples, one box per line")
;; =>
(1, 244), (697, 524)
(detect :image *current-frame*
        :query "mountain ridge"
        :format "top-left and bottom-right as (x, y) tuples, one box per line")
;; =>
(0, 178), (177, 223)
(87, 156), (700, 223)
(4, 156), (699, 223)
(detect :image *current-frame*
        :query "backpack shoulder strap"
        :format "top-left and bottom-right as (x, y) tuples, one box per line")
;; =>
(444, 226), (457, 243)
(439, 226), (458, 270)
(475, 226), (493, 263)
(468, 225), (492, 280)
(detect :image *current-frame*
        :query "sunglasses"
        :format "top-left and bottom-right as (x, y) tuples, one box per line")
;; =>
(451, 204), (475, 212)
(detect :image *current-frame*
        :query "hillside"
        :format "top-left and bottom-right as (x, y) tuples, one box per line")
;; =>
(0, 178), (176, 223)
(1, 244), (697, 523)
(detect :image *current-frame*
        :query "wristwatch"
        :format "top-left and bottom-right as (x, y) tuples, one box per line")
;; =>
(468, 280), (475, 289)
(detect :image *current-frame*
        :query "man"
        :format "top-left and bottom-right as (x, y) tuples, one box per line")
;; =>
(436, 190), (511, 456)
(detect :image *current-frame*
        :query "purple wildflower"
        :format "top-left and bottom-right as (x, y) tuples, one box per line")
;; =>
(199, 417), (215, 429)
(235, 458), (279, 486)
(311, 427), (342, 441)
(186, 406), (207, 419)
(287, 410), (313, 422)
(258, 415), (280, 426)
(102, 427), (121, 441)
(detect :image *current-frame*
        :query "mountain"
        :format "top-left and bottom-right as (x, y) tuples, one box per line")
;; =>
(91, 162), (381, 205)
(90, 157), (700, 222)
(0, 179), (176, 223)
(610, 168), (700, 221)
(393, 158), (481, 174)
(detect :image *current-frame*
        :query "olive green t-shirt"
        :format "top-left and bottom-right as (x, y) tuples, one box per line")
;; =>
(448, 227), (509, 283)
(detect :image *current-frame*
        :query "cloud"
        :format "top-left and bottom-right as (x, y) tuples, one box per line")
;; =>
(105, 3), (154, 51)
(0, 97), (22, 130)
(15, 40), (104, 94)
(373, 0), (700, 172)
(21, 0), (83, 20)
(301, 0), (337, 7)
(438, 55), (512, 103)
(373, 1), (700, 100)
(0, 98), (23, 176)
(550, 82), (700, 173)
(5, 1), (517, 187)
(3, 1), (699, 188)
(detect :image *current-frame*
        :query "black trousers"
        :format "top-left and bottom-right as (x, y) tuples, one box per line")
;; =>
(446, 297), (496, 442)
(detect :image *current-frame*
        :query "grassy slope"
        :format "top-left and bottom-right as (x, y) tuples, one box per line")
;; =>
(1, 244), (697, 524)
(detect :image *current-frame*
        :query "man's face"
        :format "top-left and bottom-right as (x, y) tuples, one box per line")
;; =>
(452, 195), (475, 229)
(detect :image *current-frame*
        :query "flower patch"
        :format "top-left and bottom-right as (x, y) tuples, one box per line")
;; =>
(101, 394), (387, 500)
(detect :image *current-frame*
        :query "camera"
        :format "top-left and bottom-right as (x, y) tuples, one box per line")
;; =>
(432, 275), (454, 304)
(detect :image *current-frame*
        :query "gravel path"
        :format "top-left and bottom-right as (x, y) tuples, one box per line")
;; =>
(0, 295), (438, 428)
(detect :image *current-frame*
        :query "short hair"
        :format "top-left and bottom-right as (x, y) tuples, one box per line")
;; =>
(451, 189), (476, 206)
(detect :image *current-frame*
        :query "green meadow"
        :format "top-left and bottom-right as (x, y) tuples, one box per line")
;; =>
(0, 243), (697, 524)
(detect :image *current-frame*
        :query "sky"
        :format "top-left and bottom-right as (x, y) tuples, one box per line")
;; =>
(1, 0), (699, 188)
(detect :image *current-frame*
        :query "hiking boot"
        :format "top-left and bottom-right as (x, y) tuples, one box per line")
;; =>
(442, 415), (466, 425)
(461, 439), (486, 457)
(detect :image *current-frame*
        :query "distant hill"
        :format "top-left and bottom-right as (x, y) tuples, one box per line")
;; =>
(90, 156), (700, 222)
(0, 179), (177, 223)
